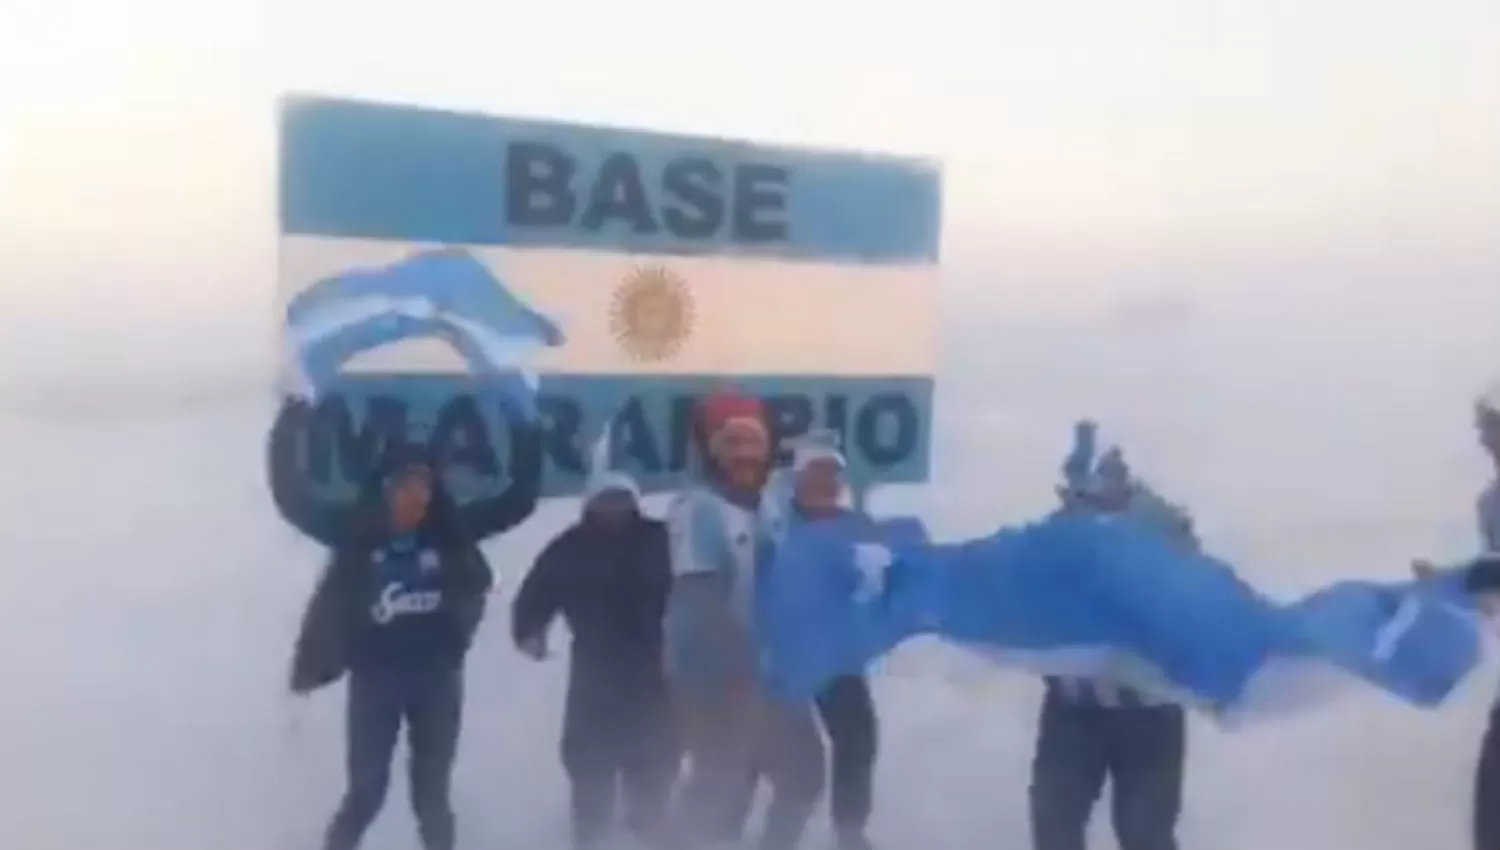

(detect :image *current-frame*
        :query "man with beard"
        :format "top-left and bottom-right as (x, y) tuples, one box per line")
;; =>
(665, 391), (825, 850)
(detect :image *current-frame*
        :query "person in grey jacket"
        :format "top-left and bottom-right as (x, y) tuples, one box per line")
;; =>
(664, 391), (825, 850)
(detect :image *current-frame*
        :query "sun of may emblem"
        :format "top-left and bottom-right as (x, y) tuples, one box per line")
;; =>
(610, 265), (695, 363)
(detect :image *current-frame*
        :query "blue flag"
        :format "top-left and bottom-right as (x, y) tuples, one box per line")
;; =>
(283, 248), (564, 418)
(756, 423), (1486, 717)
(759, 514), (1483, 712)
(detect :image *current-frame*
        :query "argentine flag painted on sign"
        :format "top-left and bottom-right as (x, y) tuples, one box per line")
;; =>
(278, 95), (942, 498)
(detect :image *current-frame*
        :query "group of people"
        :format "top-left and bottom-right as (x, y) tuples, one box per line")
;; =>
(267, 385), (1500, 850)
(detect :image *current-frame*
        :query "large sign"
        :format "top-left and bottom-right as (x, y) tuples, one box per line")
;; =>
(278, 95), (943, 497)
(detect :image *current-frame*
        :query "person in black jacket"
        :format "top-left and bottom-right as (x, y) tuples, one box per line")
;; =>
(510, 469), (678, 850)
(270, 395), (543, 850)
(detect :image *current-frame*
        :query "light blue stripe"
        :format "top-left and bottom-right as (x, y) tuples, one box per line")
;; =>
(280, 95), (943, 264)
(291, 372), (934, 499)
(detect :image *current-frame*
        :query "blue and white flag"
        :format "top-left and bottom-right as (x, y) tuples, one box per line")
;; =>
(283, 247), (563, 419)
(756, 424), (1486, 718)
(760, 510), (1484, 714)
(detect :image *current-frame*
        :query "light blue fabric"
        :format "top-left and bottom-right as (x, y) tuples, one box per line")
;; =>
(755, 423), (1486, 717)
(759, 511), (1483, 711)
(661, 486), (758, 684)
(284, 248), (564, 419)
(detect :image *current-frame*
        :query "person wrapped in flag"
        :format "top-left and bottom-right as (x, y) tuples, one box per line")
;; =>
(664, 391), (825, 850)
(510, 429), (678, 850)
(270, 248), (548, 850)
(1030, 422), (1196, 850)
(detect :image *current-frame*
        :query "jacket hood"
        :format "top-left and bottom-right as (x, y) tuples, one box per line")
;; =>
(581, 469), (643, 515)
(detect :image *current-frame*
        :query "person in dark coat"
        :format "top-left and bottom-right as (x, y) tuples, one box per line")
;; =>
(270, 395), (543, 850)
(510, 468), (679, 850)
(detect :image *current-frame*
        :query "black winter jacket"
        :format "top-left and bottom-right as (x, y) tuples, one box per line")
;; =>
(511, 512), (672, 690)
(268, 398), (543, 692)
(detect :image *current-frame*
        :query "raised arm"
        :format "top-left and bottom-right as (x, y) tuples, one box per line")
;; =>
(268, 398), (353, 547)
(458, 418), (544, 542)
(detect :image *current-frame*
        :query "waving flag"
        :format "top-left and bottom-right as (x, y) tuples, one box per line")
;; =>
(756, 425), (1486, 718)
(283, 247), (563, 419)
(760, 510), (1483, 714)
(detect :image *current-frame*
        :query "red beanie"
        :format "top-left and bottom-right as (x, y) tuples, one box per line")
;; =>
(697, 390), (767, 439)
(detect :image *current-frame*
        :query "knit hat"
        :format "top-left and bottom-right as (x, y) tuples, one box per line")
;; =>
(793, 443), (846, 473)
(582, 415), (641, 513)
(696, 390), (768, 443)
(582, 469), (641, 508)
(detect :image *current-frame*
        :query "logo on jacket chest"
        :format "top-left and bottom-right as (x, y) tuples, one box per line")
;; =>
(372, 581), (444, 625)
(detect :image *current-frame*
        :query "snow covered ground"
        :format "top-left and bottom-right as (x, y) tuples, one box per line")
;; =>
(3, 298), (1498, 850)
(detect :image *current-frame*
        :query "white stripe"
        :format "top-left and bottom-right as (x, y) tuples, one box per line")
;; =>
(290, 293), (545, 389)
(287, 294), (439, 349)
(438, 311), (543, 390)
(1370, 596), (1424, 663)
(280, 235), (938, 378)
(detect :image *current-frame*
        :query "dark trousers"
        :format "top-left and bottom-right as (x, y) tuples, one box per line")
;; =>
(325, 666), (463, 850)
(684, 692), (825, 850)
(1029, 691), (1184, 850)
(561, 674), (679, 850)
(717, 676), (875, 846)
(815, 675), (878, 838)
(1476, 707), (1500, 850)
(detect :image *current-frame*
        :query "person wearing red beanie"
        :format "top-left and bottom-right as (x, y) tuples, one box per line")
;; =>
(695, 389), (773, 497)
(663, 388), (825, 850)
